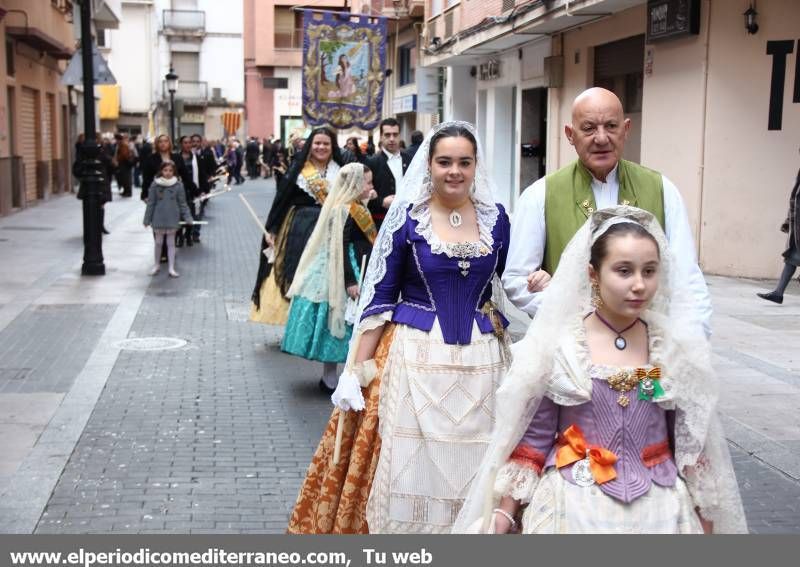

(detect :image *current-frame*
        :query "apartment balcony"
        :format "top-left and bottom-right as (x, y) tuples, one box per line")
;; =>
(163, 9), (206, 37)
(163, 80), (209, 105)
(378, 0), (424, 19)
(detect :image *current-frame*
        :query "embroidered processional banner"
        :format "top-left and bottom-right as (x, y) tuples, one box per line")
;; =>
(302, 10), (387, 130)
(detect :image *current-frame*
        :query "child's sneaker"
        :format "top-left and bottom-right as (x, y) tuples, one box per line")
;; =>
(168, 269), (180, 278)
(149, 266), (160, 276)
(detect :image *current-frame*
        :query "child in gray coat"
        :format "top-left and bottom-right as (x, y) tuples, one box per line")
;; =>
(143, 160), (193, 277)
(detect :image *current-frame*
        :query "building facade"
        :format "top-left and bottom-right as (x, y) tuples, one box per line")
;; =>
(421, 0), (800, 278)
(103, 0), (244, 141)
(0, 0), (122, 215)
(1, 0), (76, 214)
(244, 0), (436, 146)
(244, 0), (349, 143)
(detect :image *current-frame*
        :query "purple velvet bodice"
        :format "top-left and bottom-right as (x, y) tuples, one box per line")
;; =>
(517, 376), (677, 504)
(361, 204), (510, 345)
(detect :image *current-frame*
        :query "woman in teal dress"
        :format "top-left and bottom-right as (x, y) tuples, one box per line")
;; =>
(283, 163), (377, 392)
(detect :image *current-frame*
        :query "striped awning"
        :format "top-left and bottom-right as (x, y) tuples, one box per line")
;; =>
(221, 111), (242, 135)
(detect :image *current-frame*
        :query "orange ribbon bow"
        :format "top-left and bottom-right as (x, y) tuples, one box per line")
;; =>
(555, 424), (618, 484)
(634, 367), (661, 380)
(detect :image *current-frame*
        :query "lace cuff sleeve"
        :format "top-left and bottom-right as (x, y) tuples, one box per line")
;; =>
(493, 445), (546, 503)
(359, 311), (393, 332)
(494, 461), (541, 503)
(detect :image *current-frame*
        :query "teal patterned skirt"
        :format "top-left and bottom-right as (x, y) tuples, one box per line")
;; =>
(281, 246), (359, 363)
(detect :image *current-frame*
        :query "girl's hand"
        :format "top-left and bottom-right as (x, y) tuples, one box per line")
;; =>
(346, 284), (360, 299)
(265, 232), (276, 247)
(527, 270), (551, 292)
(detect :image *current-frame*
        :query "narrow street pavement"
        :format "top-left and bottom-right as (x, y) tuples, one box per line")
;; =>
(0, 178), (798, 533)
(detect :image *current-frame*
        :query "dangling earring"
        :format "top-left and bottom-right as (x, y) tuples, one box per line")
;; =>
(591, 280), (604, 309)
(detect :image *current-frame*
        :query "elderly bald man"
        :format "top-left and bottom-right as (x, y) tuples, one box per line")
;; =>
(503, 87), (712, 335)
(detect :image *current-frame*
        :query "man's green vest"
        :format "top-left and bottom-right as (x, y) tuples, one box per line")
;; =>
(542, 159), (666, 273)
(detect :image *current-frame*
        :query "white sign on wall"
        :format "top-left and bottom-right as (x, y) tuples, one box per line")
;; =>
(416, 67), (440, 114)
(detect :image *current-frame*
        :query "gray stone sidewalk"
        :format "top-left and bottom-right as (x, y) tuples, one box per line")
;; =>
(0, 178), (798, 533)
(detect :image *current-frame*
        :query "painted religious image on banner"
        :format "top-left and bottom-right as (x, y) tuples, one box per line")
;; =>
(302, 10), (387, 130)
(319, 40), (369, 106)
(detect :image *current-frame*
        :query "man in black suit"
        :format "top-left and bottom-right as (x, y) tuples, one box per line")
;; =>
(365, 117), (411, 229)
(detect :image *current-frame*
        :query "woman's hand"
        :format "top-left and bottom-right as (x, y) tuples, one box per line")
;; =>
(346, 284), (360, 299)
(492, 511), (514, 534)
(696, 509), (713, 534)
(526, 270), (551, 292)
(265, 232), (276, 247)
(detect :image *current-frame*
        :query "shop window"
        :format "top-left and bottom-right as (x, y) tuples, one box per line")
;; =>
(398, 43), (416, 87)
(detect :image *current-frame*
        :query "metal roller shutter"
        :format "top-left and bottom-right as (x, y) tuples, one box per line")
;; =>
(42, 93), (55, 195)
(20, 87), (40, 204)
(594, 35), (645, 80)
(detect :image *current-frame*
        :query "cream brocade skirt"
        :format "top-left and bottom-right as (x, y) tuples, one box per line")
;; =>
(521, 469), (703, 534)
(366, 320), (509, 534)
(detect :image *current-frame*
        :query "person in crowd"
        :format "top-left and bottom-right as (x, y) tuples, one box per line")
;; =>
(224, 139), (244, 185)
(405, 130), (424, 160)
(272, 151), (289, 184)
(141, 134), (190, 260)
(141, 134), (188, 201)
(261, 137), (274, 178)
(245, 136), (261, 179)
(365, 136), (375, 157)
(288, 122), (512, 534)
(503, 87), (712, 337)
(191, 133), (218, 241)
(143, 160), (193, 278)
(454, 206), (746, 534)
(234, 139), (246, 184)
(73, 133), (113, 234)
(132, 134), (143, 188)
(287, 129), (307, 165)
(177, 136), (201, 247)
(345, 137), (365, 163)
(757, 151), (800, 304)
(365, 118), (411, 229)
(114, 133), (137, 198)
(282, 163), (377, 393)
(213, 139), (226, 162)
(250, 127), (346, 326)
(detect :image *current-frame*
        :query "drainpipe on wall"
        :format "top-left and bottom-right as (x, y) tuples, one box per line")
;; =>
(696, 0), (712, 266)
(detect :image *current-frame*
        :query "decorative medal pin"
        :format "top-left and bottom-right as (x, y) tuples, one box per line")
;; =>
(572, 451), (596, 487)
(449, 210), (462, 228)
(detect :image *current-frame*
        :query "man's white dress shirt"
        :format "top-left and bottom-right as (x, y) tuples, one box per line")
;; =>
(502, 165), (713, 336)
(383, 148), (404, 186)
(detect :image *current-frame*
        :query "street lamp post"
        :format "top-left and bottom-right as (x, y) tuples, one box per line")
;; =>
(165, 67), (179, 142)
(78, 0), (105, 276)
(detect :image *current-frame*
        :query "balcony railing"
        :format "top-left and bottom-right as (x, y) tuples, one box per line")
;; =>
(163, 9), (205, 33)
(274, 27), (303, 49)
(164, 80), (208, 103)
